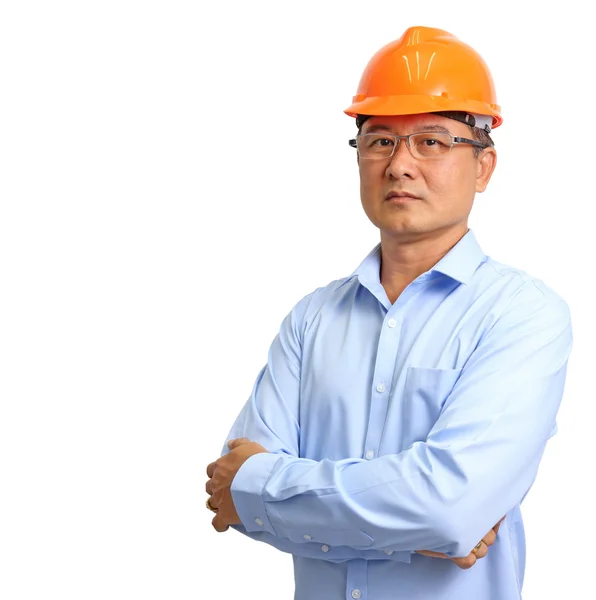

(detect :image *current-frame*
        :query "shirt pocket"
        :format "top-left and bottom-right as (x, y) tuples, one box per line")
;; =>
(401, 367), (463, 446)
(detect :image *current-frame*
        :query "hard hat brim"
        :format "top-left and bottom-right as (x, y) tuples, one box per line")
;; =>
(344, 94), (502, 129)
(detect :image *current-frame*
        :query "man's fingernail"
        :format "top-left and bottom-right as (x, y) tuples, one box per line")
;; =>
(227, 440), (233, 447)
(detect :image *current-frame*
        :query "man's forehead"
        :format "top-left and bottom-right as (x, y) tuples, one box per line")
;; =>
(362, 113), (456, 132)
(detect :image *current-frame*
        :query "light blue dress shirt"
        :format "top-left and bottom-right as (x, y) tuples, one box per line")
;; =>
(220, 229), (573, 599)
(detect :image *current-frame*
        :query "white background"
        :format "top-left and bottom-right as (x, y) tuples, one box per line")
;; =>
(0, 1), (592, 598)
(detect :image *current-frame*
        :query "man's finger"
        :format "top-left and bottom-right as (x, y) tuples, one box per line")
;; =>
(472, 541), (488, 559)
(493, 515), (506, 534)
(206, 462), (216, 478)
(452, 554), (477, 570)
(212, 514), (229, 533)
(482, 528), (497, 547)
(205, 479), (213, 495)
(415, 550), (450, 559)
(227, 438), (251, 449)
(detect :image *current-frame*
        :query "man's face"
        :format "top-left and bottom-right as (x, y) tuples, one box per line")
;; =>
(357, 113), (497, 241)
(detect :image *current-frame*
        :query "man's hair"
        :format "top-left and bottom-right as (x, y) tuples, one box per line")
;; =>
(468, 125), (494, 158)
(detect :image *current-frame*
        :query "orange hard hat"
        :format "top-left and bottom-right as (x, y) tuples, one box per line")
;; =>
(344, 26), (502, 129)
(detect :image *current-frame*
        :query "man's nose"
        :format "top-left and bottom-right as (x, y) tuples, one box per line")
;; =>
(385, 138), (416, 179)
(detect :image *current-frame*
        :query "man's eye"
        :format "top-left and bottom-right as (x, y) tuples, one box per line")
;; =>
(416, 135), (450, 148)
(372, 138), (394, 147)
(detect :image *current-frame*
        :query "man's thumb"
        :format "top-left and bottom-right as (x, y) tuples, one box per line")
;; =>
(228, 437), (251, 449)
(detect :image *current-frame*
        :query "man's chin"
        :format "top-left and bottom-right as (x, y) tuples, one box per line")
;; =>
(379, 225), (428, 241)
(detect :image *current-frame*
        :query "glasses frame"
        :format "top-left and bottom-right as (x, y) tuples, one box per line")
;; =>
(348, 131), (490, 160)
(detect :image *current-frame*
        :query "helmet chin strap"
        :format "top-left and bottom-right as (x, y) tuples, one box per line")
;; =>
(356, 112), (493, 133)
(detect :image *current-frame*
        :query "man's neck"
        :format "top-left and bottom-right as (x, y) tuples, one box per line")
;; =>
(379, 226), (468, 303)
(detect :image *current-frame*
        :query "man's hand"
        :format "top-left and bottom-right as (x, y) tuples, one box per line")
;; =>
(207, 440), (506, 570)
(415, 515), (506, 569)
(205, 438), (269, 532)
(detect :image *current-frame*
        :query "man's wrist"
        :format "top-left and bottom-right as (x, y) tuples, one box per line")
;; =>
(230, 452), (283, 534)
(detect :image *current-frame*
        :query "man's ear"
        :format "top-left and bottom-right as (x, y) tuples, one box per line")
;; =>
(475, 147), (497, 193)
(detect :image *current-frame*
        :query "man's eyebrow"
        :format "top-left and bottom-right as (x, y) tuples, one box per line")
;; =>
(362, 123), (452, 134)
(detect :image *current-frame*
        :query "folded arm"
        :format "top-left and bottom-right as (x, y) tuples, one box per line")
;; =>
(222, 286), (573, 559)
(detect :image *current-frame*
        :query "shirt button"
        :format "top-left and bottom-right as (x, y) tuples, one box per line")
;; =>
(376, 383), (386, 393)
(365, 450), (374, 460)
(321, 544), (330, 552)
(303, 534), (312, 540)
(352, 590), (362, 599)
(254, 518), (264, 526)
(388, 318), (397, 328)
(384, 549), (393, 555)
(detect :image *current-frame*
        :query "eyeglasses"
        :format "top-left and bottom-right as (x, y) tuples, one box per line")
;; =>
(348, 131), (489, 160)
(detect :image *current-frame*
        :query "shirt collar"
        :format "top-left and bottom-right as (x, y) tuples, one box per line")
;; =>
(431, 229), (486, 285)
(346, 229), (486, 290)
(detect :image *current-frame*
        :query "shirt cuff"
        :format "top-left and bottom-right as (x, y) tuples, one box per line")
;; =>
(230, 452), (283, 536)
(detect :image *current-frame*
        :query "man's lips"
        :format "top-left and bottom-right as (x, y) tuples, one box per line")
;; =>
(385, 191), (420, 201)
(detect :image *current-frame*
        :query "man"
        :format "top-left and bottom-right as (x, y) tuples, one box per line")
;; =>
(205, 26), (573, 599)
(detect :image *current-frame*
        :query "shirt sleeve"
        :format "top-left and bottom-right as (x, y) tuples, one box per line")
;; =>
(219, 288), (412, 563)
(228, 282), (573, 558)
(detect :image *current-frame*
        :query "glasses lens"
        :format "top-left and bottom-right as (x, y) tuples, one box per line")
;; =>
(357, 133), (396, 159)
(411, 132), (452, 158)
